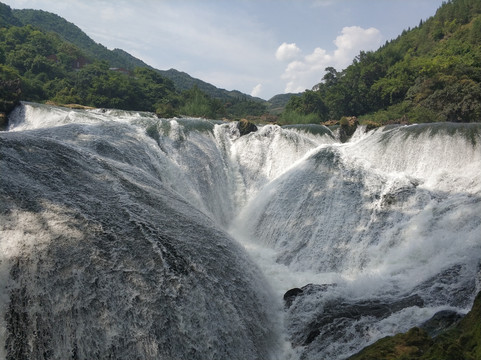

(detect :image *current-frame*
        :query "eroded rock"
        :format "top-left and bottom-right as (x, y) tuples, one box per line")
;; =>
(237, 119), (258, 136)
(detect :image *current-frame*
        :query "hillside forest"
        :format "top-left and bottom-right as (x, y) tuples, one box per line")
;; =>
(0, 2), (266, 121)
(284, 0), (481, 125)
(1, 0), (481, 125)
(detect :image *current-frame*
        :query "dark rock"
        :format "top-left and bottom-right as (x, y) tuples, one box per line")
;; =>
(296, 293), (424, 346)
(347, 291), (481, 359)
(420, 309), (462, 337)
(339, 116), (358, 142)
(237, 119), (258, 136)
(283, 288), (303, 308)
(380, 184), (417, 207)
(304, 329), (321, 346)
(283, 283), (336, 308)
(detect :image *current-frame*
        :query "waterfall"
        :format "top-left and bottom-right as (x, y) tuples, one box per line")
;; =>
(1, 102), (480, 359)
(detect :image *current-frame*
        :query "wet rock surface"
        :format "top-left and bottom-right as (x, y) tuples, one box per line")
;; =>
(237, 119), (258, 136)
(347, 291), (481, 360)
(283, 283), (336, 308)
(285, 284), (425, 349)
(420, 310), (463, 337)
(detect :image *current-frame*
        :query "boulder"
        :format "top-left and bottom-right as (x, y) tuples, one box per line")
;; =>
(283, 288), (303, 308)
(301, 294), (424, 345)
(339, 116), (359, 142)
(283, 283), (336, 308)
(237, 119), (258, 136)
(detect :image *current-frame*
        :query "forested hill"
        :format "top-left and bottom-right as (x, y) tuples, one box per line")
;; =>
(4, 0), (481, 125)
(11, 8), (150, 70)
(0, 2), (270, 121)
(160, 67), (265, 103)
(284, 0), (481, 125)
(8, 7), (265, 104)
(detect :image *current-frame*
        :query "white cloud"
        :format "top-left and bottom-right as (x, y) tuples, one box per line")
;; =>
(333, 26), (382, 68)
(275, 42), (301, 61)
(278, 26), (382, 93)
(250, 83), (263, 97)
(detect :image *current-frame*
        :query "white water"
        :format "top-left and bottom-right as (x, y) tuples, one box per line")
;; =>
(1, 103), (480, 359)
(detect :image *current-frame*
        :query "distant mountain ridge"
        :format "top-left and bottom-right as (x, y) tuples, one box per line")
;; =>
(267, 93), (301, 115)
(10, 7), (271, 104)
(11, 9), (150, 70)
(0, 2), (21, 26)
(160, 68), (266, 103)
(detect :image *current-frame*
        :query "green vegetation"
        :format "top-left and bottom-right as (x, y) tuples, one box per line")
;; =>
(161, 68), (266, 106)
(266, 93), (300, 115)
(348, 291), (481, 360)
(0, 2), (267, 120)
(278, 90), (328, 125)
(178, 85), (224, 119)
(3, 0), (481, 124)
(0, 21), (180, 113)
(11, 8), (148, 70)
(283, 0), (481, 125)
(9, 7), (267, 107)
(278, 110), (323, 125)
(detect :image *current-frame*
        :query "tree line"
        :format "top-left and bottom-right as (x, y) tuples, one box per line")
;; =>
(281, 0), (481, 125)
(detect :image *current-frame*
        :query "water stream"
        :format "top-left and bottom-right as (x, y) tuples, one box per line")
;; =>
(1, 102), (480, 359)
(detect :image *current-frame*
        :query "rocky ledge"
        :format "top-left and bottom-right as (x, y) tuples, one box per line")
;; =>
(284, 284), (424, 347)
(283, 283), (480, 360)
(347, 290), (481, 360)
(237, 118), (258, 136)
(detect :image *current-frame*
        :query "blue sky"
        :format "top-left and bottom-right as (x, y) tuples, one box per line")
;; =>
(4, 0), (445, 99)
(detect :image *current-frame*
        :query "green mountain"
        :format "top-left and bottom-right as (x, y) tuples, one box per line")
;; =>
(11, 8), (149, 70)
(266, 93), (300, 115)
(0, 2), (273, 120)
(161, 68), (265, 103)
(283, 0), (481, 124)
(10, 7), (265, 105)
(0, 2), (21, 27)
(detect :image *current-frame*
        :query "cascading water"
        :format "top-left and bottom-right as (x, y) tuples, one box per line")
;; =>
(0, 102), (480, 360)
(0, 103), (284, 360)
(232, 123), (481, 358)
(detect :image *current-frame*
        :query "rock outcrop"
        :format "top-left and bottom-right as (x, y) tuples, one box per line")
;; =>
(420, 310), (463, 337)
(283, 283), (336, 308)
(339, 116), (359, 142)
(237, 119), (258, 136)
(284, 283), (424, 348)
(300, 294), (424, 346)
(347, 291), (481, 360)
